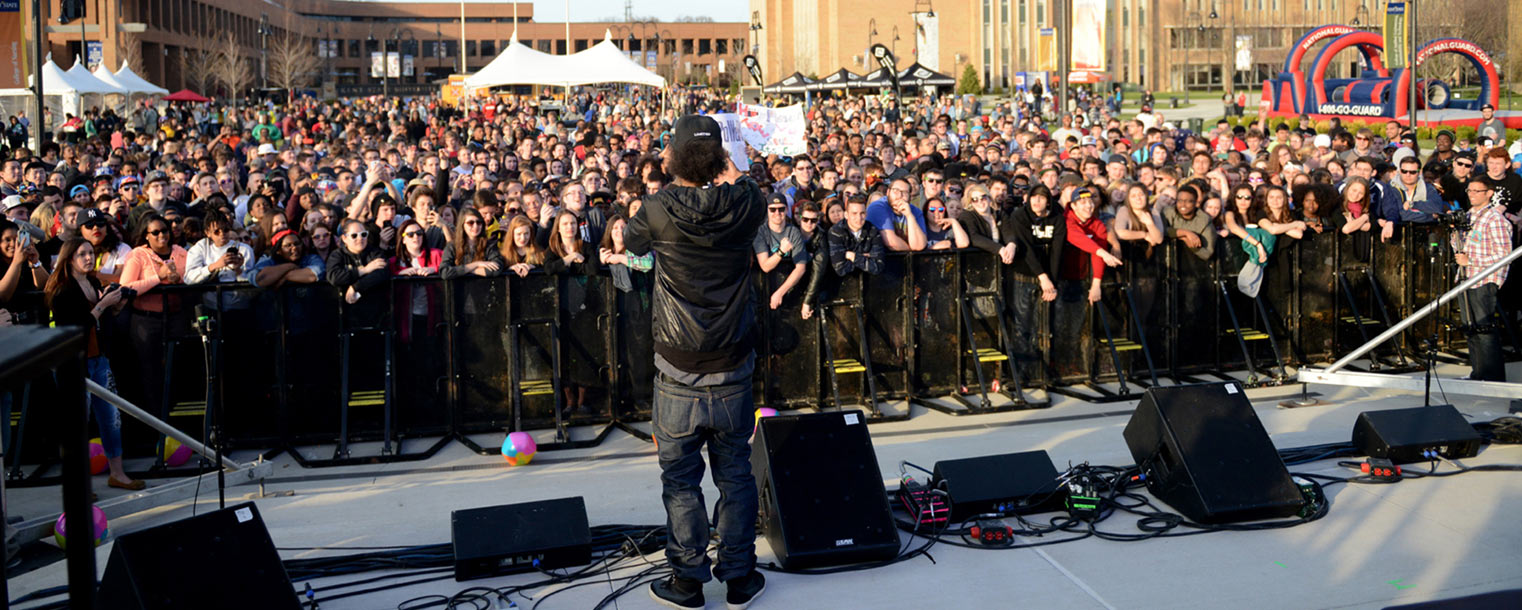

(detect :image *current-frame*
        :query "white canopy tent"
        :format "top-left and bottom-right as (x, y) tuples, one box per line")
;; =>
(62, 57), (125, 96)
(24, 56), (106, 118)
(112, 62), (169, 96)
(560, 32), (667, 88)
(464, 30), (667, 91)
(463, 32), (572, 90)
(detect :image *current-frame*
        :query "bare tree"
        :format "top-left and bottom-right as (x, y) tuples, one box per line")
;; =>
(118, 33), (143, 74)
(268, 26), (320, 100)
(210, 31), (253, 104)
(178, 31), (216, 95)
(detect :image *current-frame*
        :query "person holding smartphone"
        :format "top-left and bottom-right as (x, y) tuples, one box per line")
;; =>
(45, 237), (143, 490)
(120, 212), (189, 426)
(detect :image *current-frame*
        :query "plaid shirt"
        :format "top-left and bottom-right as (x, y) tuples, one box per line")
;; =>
(1457, 201), (1512, 287)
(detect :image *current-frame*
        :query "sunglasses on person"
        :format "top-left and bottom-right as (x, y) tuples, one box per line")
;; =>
(768, 206), (787, 213)
(1399, 169), (1419, 175)
(145, 229), (167, 236)
(1236, 194), (1253, 200)
(312, 232), (332, 239)
(1456, 161), (1473, 168)
(82, 221), (107, 229)
(463, 219), (482, 227)
(403, 230), (423, 238)
(346, 230), (369, 239)
(923, 177), (943, 184)
(970, 194), (987, 202)
(798, 215), (819, 224)
(928, 206), (947, 214)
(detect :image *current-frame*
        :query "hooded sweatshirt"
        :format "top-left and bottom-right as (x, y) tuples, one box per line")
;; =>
(625, 176), (766, 375)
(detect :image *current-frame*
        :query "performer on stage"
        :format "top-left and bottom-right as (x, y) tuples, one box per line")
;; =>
(625, 115), (768, 610)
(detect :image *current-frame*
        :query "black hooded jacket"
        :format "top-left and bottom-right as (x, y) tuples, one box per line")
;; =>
(625, 176), (766, 374)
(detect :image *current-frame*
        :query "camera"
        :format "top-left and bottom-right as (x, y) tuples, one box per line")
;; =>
(1438, 208), (1471, 234)
(104, 283), (137, 300)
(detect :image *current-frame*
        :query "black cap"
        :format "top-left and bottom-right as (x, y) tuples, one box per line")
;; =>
(670, 115), (722, 153)
(768, 192), (788, 207)
(79, 207), (109, 226)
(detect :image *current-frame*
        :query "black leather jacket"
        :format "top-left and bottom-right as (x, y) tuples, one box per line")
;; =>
(625, 177), (765, 374)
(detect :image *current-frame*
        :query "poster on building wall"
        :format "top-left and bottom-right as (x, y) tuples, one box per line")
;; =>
(86, 41), (102, 70)
(0, 0), (23, 90)
(403, 55), (414, 77)
(646, 50), (656, 69)
(1037, 28), (1056, 72)
(1070, 0), (1106, 71)
(370, 52), (384, 78)
(912, 12), (939, 72)
(387, 52), (401, 78)
(1235, 35), (1252, 71)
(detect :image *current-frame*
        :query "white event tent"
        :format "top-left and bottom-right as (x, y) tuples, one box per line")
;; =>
(22, 55), (120, 117)
(464, 30), (666, 91)
(111, 62), (170, 96)
(560, 32), (667, 88)
(62, 56), (125, 97)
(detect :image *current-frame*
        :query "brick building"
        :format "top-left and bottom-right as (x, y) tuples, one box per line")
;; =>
(751, 0), (1478, 95)
(41, 0), (745, 95)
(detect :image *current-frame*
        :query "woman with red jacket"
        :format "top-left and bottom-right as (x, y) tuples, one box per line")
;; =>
(389, 218), (442, 343)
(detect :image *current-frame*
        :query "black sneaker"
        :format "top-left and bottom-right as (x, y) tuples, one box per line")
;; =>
(649, 574), (705, 609)
(725, 570), (765, 610)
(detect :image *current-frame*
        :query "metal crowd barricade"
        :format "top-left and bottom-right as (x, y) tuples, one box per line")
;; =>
(13, 223), (1498, 470)
(758, 258), (822, 411)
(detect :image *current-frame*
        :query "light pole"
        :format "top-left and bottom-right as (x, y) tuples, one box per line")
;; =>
(750, 11), (763, 56)
(435, 24), (444, 81)
(911, 0), (935, 61)
(259, 14), (270, 90)
(1211, 4), (1232, 97)
(368, 28), (385, 97)
(867, 18), (878, 69)
(891, 25), (901, 63)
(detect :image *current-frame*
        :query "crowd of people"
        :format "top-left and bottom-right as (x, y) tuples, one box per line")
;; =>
(1, 84), (1519, 480)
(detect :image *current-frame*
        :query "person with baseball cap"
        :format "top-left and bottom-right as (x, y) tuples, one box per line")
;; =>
(624, 115), (768, 609)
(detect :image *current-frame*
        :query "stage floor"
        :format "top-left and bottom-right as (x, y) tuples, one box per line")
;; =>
(6, 360), (1522, 609)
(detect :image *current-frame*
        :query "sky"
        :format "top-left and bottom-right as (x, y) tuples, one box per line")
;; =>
(372, 1), (747, 23)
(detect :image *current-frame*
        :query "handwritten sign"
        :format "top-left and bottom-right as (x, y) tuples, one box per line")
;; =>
(710, 113), (751, 171)
(734, 103), (806, 157)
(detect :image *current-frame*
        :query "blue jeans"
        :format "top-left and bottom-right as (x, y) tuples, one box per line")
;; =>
(1465, 284), (1508, 382)
(653, 374), (758, 583)
(86, 356), (124, 458)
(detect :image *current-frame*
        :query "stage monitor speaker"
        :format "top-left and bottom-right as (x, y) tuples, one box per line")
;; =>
(96, 502), (301, 610)
(752, 410), (899, 570)
(1122, 382), (1303, 524)
(1351, 404), (1482, 464)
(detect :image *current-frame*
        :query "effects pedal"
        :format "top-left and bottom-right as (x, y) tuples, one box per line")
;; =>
(1065, 482), (1100, 521)
(967, 519), (1013, 546)
(899, 476), (948, 528)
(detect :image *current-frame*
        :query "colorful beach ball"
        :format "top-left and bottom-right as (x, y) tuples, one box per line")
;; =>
(751, 408), (778, 440)
(88, 439), (107, 475)
(501, 432), (537, 466)
(162, 437), (193, 467)
(53, 506), (109, 549)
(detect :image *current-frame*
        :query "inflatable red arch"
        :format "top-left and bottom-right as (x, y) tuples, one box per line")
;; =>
(1393, 38), (1501, 118)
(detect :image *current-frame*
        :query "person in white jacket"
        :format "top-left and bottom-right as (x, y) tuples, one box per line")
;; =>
(185, 209), (255, 311)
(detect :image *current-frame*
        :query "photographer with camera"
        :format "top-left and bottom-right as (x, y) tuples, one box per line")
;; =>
(44, 237), (144, 490)
(1452, 178), (1512, 382)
